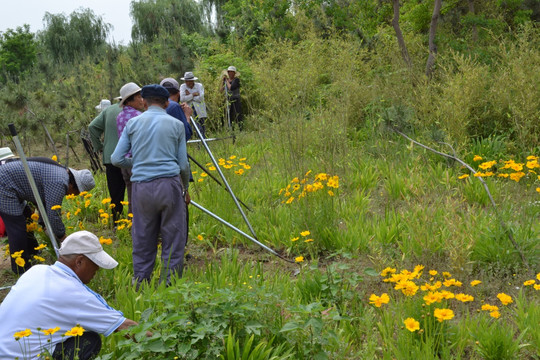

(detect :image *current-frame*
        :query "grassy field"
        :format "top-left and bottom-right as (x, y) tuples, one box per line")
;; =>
(1, 111), (539, 359)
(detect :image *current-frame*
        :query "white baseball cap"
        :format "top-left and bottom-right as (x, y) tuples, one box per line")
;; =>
(59, 231), (118, 269)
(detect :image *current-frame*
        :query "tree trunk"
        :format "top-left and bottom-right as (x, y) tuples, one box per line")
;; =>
(468, 0), (478, 43)
(392, 0), (412, 67)
(425, 0), (442, 78)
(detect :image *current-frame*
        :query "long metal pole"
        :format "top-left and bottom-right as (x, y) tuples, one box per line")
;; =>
(188, 154), (252, 211)
(190, 116), (259, 240)
(191, 200), (293, 263)
(8, 124), (60, 256)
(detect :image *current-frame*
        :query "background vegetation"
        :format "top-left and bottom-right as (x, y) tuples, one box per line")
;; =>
(0, 0), (539, 358)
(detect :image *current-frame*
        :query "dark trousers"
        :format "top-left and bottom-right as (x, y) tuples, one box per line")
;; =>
(0, 210), (38, 274)
(53, 331), (101, 360)
(121, 168), (133, 214)
(105, 164), (126, 221)
(131, 176), (187, 284)
(229, 98), (243, 130)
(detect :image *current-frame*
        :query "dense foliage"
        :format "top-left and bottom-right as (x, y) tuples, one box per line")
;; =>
(0, 1), (539, 358)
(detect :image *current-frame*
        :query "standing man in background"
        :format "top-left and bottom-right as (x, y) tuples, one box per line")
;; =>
(221, 66), (243, 130)
(112, 84), (191, 287)
(180, 72), (207, 138)
(89, 99), (124, 221)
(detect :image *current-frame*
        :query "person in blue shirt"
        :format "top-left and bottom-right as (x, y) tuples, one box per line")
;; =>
(111, 85), (191, 287)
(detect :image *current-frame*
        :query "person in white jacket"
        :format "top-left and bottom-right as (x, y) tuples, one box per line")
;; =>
(180, 72), (207, 138)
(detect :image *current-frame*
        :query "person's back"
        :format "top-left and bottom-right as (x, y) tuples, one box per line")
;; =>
(127, 107), (186, 182)
(89, 103), (122, 165)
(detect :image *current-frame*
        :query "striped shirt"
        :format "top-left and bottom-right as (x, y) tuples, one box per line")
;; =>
(0, 161), (68, 237)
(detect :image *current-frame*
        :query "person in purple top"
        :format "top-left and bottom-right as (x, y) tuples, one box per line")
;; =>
(116, 82), (145, 212)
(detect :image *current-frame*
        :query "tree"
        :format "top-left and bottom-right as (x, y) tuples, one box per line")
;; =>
(391, 0), (412, 67)
(425, 0), (442, 78)
(130, 0), (206, 43)
(40, 8), (111, 62)
(0, 25), (37, 81)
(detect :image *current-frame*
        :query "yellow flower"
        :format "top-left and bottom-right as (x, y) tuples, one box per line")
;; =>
(523, 280), (535, 286)
(84, 193), (93, 199)
(473, 155), (483, 162)
(442, 272), (451, 278)
(235, 169), (244, 175)
(439, 290), (455, 299)
(458, 174), (469, 179)
(423, 291), (443, 305)
(304, 238), (314, 243)
(455, 293), (474, 302)
(537, 273), (540, 281)
(497, 293), (513, 305)
(328, 190), (335, 196)
(11, 250), (24, 258)
(198, 178), (204, 182)
(34, 244), (47, 251)
(481, 304), (499, 312)
(421, 281), (442, 291)
(534, 284), (540, 290)
(64, 326), (85, 337)
(380, 267), (397, 277)
(15, 257), (26, 268)
(65, 194), (76, 200)
(295, 256), (304, 263)
(33, 255), (45, 262)
(404, 318), (420, 332)
(79, 191), (88, 197)
(51, 155), (58, 162)
(470, 280), (481, 287)
(99, 237), (112, 245)
(201, 172), (208, 177)
(101, 198), (112, 204)
(285, 196), (294, 204)
(243, 164), (251, 170)
(120, 201), (129, 206)
(369, 293), (390, 307)
(509, 172), (525, 182)
(51, 205), (62, 210)
(30, 213), (39, 221)
(84, 200), (91, 208)
(291, 237), (299, 242)
(434, 308), (454, 322)
(478, 160), (497, 170)
(300, 230), (310, 237)
(490, 310), (501, 319)
(109, 203), (116, 209)
(42, 327), (60, 336)
(197, 234), (204, 241)
(429, 270), (438, 276)
(315, 173), (328, 181)
(100, 213), (109, 219)
(74, 208), (81, 215)
(14, 329), (32, 339)
(229, 155), (237, 160)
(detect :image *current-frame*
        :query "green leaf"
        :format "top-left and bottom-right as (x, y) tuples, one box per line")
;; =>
(364, 267), (379, 277)
(279, 321), (302, 332)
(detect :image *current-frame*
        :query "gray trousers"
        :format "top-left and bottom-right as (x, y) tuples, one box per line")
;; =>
(131, 176), (186, 284)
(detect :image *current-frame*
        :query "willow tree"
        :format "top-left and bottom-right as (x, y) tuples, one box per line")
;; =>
(0, 25), (37, 82)
(40, 9), (111, 63)
(130, 0), (207, 43)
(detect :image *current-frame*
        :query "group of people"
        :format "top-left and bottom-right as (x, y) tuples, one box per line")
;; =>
(0, 67), (242, 359)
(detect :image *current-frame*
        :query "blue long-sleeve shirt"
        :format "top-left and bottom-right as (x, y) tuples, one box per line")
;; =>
(166, 100), (192, 140)
(111, 106), (190, 189)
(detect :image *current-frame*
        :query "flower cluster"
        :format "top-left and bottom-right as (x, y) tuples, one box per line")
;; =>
(279, 170), (340, 204)
(460, 155), (540, 192)
(369, 266), (538, 333)
(193, 155), (252, 183)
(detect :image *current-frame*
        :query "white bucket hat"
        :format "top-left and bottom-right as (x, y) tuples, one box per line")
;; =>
(59, 231), (118, 269)
(0, 147), (15, 161)
(95, 99), (111, 112)
(181, 72), (198, 81)
(69, 168), (95, 193)
(119, 82), (142, 106)
(227, 66), (237, 72)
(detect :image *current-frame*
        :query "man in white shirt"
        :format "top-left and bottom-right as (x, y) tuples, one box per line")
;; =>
(0, 231), (148, 360)
(180, 71), (208, 138)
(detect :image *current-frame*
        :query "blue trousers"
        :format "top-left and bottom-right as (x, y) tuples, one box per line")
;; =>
(131, 176), (187, 284)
